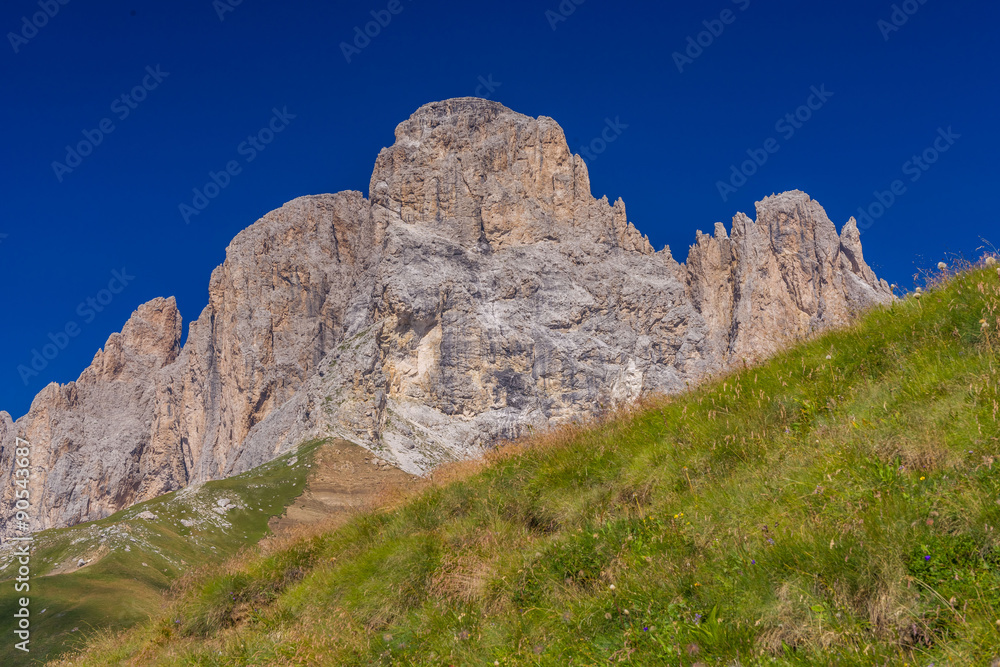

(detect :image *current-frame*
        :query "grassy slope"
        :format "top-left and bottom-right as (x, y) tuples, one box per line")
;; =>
(57, 266), (1000, 666)
(0, 440), (325, 666)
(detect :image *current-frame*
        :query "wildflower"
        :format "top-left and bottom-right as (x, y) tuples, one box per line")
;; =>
(925, 555), (931, 561)
(609, 584), (616, 591)
(986, 256), (997, 267)
(938, 262), (947, 270)
(920, 476), (925, 480)
(751, 559), (756, 565)
(982, 319), (990, 330)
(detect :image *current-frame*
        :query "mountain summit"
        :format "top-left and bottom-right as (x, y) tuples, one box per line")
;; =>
(0, 99), (892, 536)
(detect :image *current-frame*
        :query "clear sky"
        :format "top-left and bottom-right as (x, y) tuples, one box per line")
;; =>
(2, 0), (997, 417)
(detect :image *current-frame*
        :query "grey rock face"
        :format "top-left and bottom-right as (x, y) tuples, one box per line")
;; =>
(0, 98), (892, 537)
(0, 297), (181, 533)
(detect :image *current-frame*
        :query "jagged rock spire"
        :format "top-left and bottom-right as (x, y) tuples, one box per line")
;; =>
(0, 100), (892, 537)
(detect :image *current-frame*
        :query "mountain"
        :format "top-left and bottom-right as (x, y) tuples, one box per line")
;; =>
(0, 98), (892, 537)
(55, 265), (1000, 666)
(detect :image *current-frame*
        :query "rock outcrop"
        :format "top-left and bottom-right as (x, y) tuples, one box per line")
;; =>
(0, 98), (893, 537)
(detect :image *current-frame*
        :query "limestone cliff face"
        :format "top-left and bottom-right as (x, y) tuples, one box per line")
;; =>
(0, 298), (181, 533)
(686, 192), (892, 363)
(0, 98), (892, 536)
(148, 192), (380, 483)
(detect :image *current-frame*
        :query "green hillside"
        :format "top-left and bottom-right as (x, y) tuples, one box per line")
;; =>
(0, 440), (324, 666)
(55, 263), (1000, 665)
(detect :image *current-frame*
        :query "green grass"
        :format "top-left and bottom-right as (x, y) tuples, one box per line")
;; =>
(51, 265), (1000, 665)
(0, 440), (324, 666)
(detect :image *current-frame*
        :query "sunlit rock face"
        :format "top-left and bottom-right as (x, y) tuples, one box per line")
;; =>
(0, 98), (892, 537)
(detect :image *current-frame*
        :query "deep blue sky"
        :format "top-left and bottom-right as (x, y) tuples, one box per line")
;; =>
(2, 0), (997, 417)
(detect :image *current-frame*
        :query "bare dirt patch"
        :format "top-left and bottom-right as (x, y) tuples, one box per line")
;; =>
(268, 440), (422, 536)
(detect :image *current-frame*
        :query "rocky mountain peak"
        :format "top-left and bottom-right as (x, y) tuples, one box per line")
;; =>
(0, 99), (893, 538)
(87, 296), (182, 383)
(370, 98), (651, 254)
(402, 97), (510, 129)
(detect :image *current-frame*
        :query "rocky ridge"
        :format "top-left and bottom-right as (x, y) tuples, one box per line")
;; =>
(0, 98), (892, 536)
